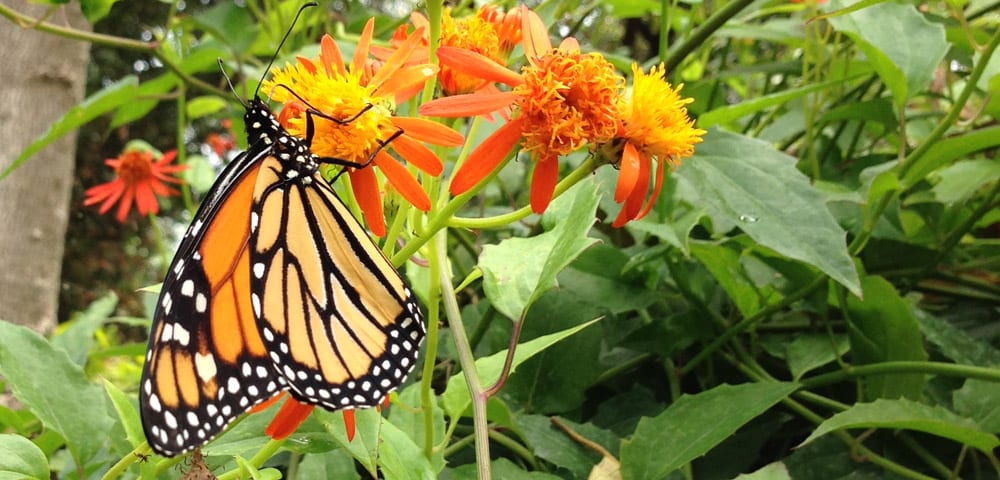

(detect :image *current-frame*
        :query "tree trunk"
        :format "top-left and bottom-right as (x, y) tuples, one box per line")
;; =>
(0, 1), (91, 333)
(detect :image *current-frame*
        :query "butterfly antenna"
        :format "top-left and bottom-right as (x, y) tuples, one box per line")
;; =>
(217, 58), (248, 109)
(254, 1), (319, 99)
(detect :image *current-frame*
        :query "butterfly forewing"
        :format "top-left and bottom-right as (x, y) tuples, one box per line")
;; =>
(140, 155), (287, 457)
(249, 155), (424, 411)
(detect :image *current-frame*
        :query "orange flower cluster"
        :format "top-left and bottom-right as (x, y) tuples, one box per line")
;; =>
(420, 6), (705, 224)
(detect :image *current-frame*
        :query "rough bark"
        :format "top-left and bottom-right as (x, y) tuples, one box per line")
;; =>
(0, 1), (91, 333)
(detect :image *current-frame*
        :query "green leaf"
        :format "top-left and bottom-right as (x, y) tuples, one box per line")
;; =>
(915, 309), (1000, 366)
(479, 180), (600, 320)
(799, 398), (1000, 453)
(3, 76), (139, 180)
(0, 322), (113, 467)
(518, 415), (618, 479)
(192, 2), (260, 52)
(953, 380), (1000, 433)
(102, 379), (144, 448)
(691, 240), (771, 318)
(314, 408), (435, 480)
(183, 155), (217, 194)
(79, 0), (121, 22)
(187, 96), (228, 119)
(0, 434), (48, 480)
(699, 76), (862, 128)
(902, 126), (1000, 188)
(619, 382), (797, 480)
(786, 334), (850, 380)
(51, 292), (117, 366)
(827, 0), (947, 107)
(930, 158), (1000, 204)
(735, 462), (791, 480)
(845, 276), (928, 400)
(677, 130), (861, 296)
(441, 318), (602, 419)
(296, 450), (360, 480)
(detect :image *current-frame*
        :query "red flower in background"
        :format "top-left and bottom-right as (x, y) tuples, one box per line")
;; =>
(83, 147), (186, 222)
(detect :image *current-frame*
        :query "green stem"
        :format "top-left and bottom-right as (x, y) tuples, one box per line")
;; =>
(421, 220), (444, 459)
(0, 3), (149, 50)
(448, 156), (601, 229)
(899, 27), (1000, 181)
(217, 439), (285, 480)
(800, 361), (1000, 391)
(488, 429), (539, 470)
(663, 0), (755, 73)
(101, 445), (151, 480)
(680, 275), (826, 375)
(436, 231), (491, 480)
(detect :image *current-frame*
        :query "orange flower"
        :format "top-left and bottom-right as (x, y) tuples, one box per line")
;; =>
(83, 146), (185, 222)
(420, 6), (624, 213)
(263, 19), (464, 236)
(257, 392), (391, 443)
(608, 64), (705, 227)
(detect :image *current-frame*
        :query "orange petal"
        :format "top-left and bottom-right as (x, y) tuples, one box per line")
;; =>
(450, 117), (524, 195)
(296, 55), (317, 75)
(529, 156), (559, 213)
(617, 152), (650, 225)
(352, 18), (375, 74)
(115, 187), (135, 222)
(437, 46), (524, 87)
(381, 395), (391, 409)
(520, 5), (551, 63)
(249, 392), (286, 414)
(558, 37), (581, 52)
(343, 410), (356, 442)
(420, 91), (517, 118)
(391, 117), (464, 146)
(320, 33), (346, 77)
(392, 134), (443, 175)
(369, 26), (427, 92)
(614, 142), (640, 203)
(374, 64), (438, 98)
(350, 167), (386, 237)
(264, 397), (315, 440)
(376, 150), (431, 211)
(636, 157), (665, 220)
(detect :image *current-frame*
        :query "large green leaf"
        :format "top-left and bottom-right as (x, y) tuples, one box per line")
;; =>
(845, 276), (928, 400)
(676, 130), (861, 296)
(0, 322), (113, 468)
(0, 434), (48, 480)
(51, 292), (116, 367)
(827, 0), (947, 107)
(479, 180), (600, 321)
(800, 398), (1000, 453)
(3, 76), (139, 180)
(441, 318), (602, 419)
(619, 382), (797, 480)
(953, 380), (1000, 433)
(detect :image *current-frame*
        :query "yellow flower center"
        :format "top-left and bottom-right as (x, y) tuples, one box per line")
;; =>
(514, 50), (623, 160)
(440, 9), (503, 95)
(621, 64), (705, 166)
(116, 150), (153, 185)
(265, 63), (397, 163)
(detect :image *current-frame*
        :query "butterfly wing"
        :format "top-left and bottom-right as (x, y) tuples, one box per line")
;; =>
(140, 150), (286, 457)
(249, 156), (424, 411)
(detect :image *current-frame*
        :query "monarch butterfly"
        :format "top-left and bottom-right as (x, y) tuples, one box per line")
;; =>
(139, 8), (424, 457)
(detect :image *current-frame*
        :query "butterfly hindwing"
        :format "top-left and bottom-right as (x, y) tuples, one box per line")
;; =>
(249, 156), (424, 411)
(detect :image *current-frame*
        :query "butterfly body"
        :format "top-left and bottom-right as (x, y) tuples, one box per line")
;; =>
(139, 98), (424, 457)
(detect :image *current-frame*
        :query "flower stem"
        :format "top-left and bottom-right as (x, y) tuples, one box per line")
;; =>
(421, 223), (444, 459)
(436, 230), (491, 480)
